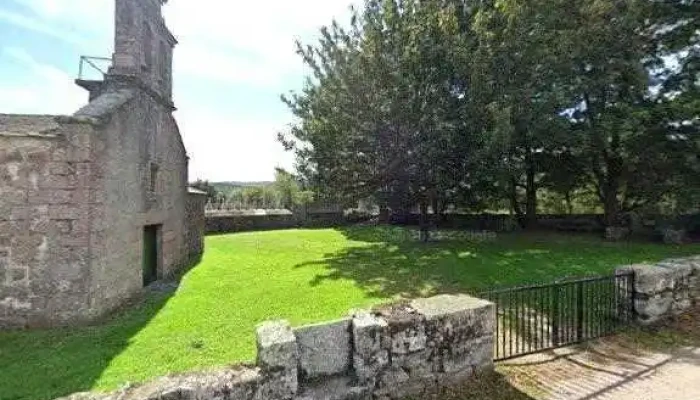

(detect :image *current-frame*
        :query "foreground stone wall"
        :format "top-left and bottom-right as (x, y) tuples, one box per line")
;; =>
(60, 294), (495, 400)
(617, 256), (700, 324)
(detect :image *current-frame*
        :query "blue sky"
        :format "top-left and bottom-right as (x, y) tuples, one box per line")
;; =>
(0, 0), (357, 182)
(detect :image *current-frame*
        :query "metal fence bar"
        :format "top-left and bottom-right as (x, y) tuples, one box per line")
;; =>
(487, 271), (635, 362)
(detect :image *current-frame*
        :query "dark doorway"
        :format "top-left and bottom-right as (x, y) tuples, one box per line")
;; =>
(143, 225), (161, 287)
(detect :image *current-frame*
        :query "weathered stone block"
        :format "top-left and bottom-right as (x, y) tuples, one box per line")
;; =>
(410, 294), (495, 375)
(605, 227), (630, 241)
(411, 294), (495, 337)
(662, 228), (686, 245)
(48, 162), (76, 176)
(374, 365), (437, 399)
(256, 368), (298, 400)
(657, 259), (694, 280)
(377, 304), (427, 356)
(295, 318), (351, 379)
(2, 187), (27, 205)
(296, 376), (370, 400)
(41, 174), (78, 190)
(635, 292), (673, 324)
(622, 264), (675, 295)
(48, 205), (82, 220)
(352, 310), (389, 384)
(256, 320), (297, 371)
(28, 189), (75, 205)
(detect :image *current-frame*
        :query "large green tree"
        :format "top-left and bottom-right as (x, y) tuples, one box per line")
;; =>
(282, 0), (477, 239)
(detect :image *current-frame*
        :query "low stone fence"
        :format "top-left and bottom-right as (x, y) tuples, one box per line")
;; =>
(390, 213), (605, 233)
(205, 211), (348, 234)
(617, 256), (700, 324)
(61, 294), (495, 400)
(185, 189), (207, 263)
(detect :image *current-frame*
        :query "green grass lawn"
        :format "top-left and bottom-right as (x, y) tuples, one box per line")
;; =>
(1, 227), (699, 400)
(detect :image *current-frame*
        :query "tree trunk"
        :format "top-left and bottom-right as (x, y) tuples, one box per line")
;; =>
(509, 178), (526, 228)
(603, 190), (620, 227)
(564, 191), (573, 215)
(419, 201), (430, 242)
(602, 156), (623, 227)
(525, 158), (538, 229)
(379, 204), (390, 224)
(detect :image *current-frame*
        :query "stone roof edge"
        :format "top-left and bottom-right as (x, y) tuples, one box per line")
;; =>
(73, 89), (137, 124)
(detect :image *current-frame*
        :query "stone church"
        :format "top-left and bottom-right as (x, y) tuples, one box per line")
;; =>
(0, 0), (205, 328)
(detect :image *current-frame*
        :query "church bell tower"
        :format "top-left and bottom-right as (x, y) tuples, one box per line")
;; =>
(77, 0), (177, 106)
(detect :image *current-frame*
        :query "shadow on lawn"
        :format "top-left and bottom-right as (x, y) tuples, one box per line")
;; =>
(0, 255), (203, 400)
(294, 226), (689, 299)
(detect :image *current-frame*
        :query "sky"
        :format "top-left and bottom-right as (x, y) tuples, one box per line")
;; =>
(0, 0), (358, 182)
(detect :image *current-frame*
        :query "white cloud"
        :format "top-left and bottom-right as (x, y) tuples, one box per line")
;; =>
(0, 47), (85, 114)
(177, 109), (295, 182)
(0, 0), (360, 181)
(164, 0), (358, 86)
(0, 9), (82, 43)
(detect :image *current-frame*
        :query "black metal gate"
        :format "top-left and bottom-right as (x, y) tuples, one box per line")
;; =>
(481, 272), (635, 361)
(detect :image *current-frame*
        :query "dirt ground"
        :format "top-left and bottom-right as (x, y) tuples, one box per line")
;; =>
(497, 306), (700, 400)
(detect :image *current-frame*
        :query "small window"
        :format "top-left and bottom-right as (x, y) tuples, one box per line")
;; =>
(149, 163), (159, 193)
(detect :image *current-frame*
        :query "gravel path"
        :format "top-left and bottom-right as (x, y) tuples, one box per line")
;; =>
(500, 339), (700, 400)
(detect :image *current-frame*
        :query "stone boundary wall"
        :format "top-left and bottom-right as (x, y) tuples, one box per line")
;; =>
(184, 190), (206, 264)
(392, 213), (604, 233)
(205, 213), (604, 235)
(60, 294), (495, 400)
(617, 256), (700, 324)
(205, 212), (347, 234)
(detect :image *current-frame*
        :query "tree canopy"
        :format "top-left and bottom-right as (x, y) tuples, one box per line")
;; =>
(280, 0), (700, 231)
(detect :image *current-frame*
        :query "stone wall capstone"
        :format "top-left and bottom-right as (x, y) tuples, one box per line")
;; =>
(58, 293), (495, 400)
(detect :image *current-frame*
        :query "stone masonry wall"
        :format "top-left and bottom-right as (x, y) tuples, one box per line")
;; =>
(60, 294), (495, 400)
(185, 190), (206, 263)
(617, 256), (700, 324)
(0, 88), (189, 328)
(79, 89), (189, 318)
(0, 115), (99, 328)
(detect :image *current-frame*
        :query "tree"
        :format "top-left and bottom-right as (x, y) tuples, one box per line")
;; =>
(281, 0), (475, 240)
(190, 180), (221, 203)
(565, 0), (699, 226)
(470, 0), (577, 228)
(273, 168), (314, 209)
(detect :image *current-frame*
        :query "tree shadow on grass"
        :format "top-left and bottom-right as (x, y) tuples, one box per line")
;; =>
(0, 257), (203, 400)
(294, 226), (699, 300)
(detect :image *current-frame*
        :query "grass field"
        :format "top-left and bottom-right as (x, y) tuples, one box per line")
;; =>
(1, 227), (699, 400)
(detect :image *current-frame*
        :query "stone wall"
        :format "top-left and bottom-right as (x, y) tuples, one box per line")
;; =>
(617, 256), (700, 324)
(60, 294), (495, 400)
(185, 190), (206, 264)
(0, 89), (189, 329)
(393, 213), (604, 233)
(0, 114), (99, 328)
(77, 88), (189, 322)
(205, 211), (347, 234)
